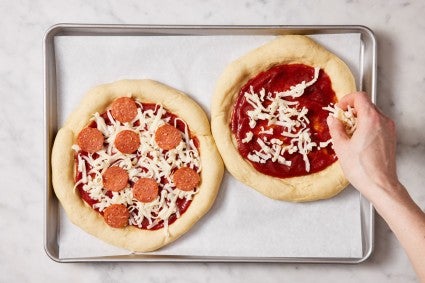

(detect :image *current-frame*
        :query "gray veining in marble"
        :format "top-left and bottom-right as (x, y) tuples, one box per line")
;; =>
(0, 0), (424, 282)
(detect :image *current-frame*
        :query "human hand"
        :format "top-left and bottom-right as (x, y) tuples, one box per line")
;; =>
(327, 92), (425, 282)
(326, 92), (401, 200)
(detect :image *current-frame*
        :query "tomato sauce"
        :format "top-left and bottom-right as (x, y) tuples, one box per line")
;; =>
(231, 64), (338, 178)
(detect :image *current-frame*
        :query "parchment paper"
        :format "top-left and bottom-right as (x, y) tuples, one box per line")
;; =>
(55, 33), (364, 259)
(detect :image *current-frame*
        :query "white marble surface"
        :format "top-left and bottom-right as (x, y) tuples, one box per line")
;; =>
(0, 0), (424, 282)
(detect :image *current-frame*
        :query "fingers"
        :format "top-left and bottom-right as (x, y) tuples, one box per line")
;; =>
(338, 92), (391, 131)
(327, 116), (349, 156)
(337, 91), (374, 116)
(336, 92), (358, 109)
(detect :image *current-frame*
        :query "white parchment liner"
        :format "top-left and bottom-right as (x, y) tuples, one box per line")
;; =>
(55, 33), (363, 258)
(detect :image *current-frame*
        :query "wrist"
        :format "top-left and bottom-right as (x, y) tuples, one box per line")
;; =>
(368, 181), (415, 216)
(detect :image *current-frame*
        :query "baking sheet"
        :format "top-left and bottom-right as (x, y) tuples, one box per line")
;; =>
(48, 29), (369, 260)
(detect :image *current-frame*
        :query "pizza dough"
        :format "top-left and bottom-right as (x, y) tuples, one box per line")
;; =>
(51, 79), (224, 252)
(211, 35), (356, 202)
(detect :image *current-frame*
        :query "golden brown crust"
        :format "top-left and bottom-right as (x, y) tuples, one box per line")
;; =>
(51, 79), (224, 252)
(211, 35), (356, 202)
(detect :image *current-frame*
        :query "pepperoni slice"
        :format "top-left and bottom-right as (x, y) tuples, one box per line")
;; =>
(155, 124), (182, 150)
(77, 127), (104, 153)
(102, 166), (129, 192)
(133, 178), (159, 203)
(103, 204), (130, 228)
(110, 97), (138, 123)
(173, 167), (200, 191)
(114, 130), (140, 154)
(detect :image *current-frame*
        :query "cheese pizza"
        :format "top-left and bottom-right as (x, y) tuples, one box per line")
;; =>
(51, 80), (224, 252)
(211, 35), (357, 202)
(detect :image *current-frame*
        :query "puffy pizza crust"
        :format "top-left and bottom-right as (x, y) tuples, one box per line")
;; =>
(211, 35), (356, 202)
(51, 80), (224, 252)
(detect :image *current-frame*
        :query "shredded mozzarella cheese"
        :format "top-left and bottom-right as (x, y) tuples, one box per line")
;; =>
(242, 132), (254, 143)
(241, 67), (321, 172)
(74, 101), (201, 236)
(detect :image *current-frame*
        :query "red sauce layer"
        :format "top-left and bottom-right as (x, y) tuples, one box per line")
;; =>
(75, 103), (196, 230)
(231, 64), (338, 178)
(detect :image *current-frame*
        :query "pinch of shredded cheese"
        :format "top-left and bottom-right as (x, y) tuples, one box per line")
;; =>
(322, 104), (357, 135)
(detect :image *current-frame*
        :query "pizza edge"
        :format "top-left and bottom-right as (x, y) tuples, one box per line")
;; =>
(51, 79), (224, 252)
(211, 35), (356, 202)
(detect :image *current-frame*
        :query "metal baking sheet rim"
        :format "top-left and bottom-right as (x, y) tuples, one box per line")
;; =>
(43, 24), (377, 263)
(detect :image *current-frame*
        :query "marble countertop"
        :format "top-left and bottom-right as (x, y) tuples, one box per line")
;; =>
(1, 0), (424, 282)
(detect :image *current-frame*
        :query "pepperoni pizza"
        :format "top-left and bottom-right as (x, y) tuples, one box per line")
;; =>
(211, 35), (357, 202)
(52, 80), (224, 252)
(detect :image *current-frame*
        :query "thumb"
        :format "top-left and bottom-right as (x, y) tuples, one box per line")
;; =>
(327, 116), (349, 154)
